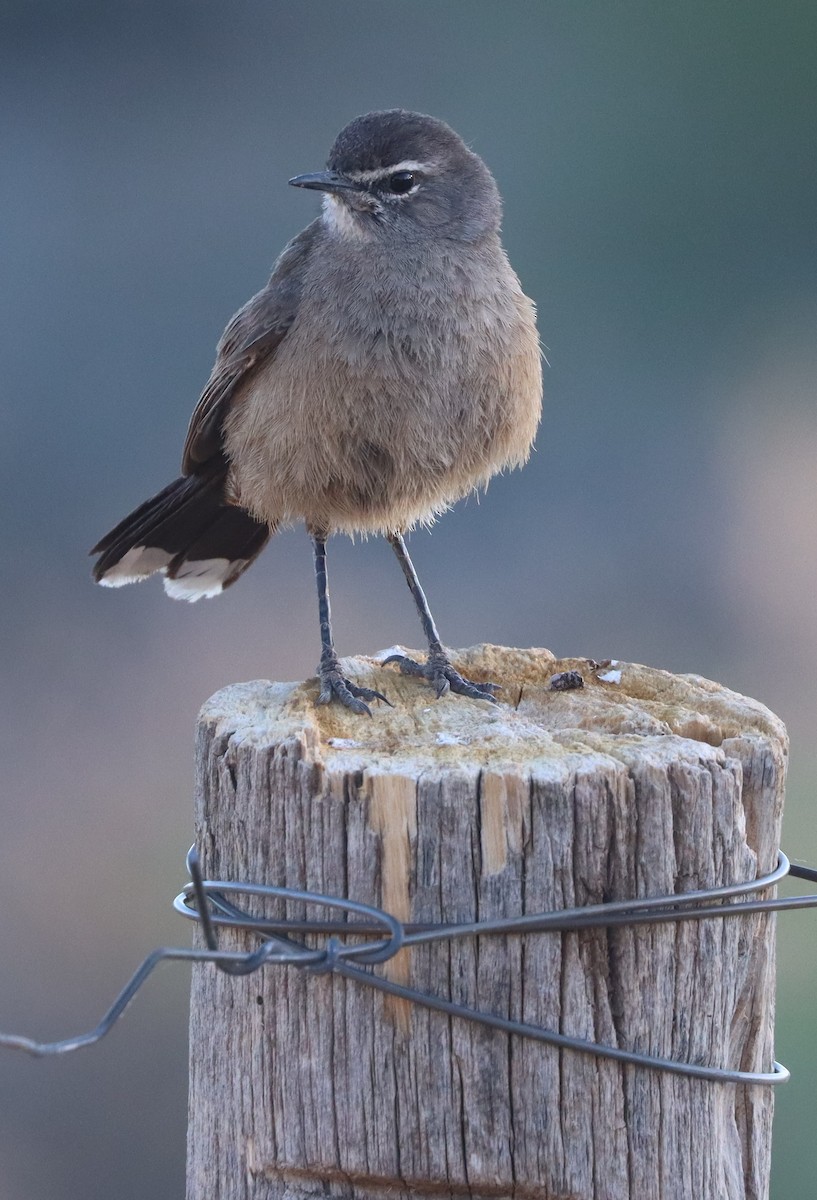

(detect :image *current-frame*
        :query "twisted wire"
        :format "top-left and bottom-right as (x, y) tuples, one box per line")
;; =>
(2, 846), (815, 1084)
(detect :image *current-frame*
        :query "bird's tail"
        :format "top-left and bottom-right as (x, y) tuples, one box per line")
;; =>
(90, 475), (271, 602)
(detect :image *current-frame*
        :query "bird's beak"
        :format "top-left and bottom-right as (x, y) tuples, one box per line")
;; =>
(288, 170), (360, 194)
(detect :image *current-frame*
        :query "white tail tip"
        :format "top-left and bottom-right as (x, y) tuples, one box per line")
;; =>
(98, 546), (172, 587)
(163, 557), (241, 602)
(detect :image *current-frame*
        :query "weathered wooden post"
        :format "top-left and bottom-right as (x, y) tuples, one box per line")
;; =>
(187, 645), (787, 1200)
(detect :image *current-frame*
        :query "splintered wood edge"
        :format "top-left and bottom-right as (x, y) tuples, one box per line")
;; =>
(197, 644), (788, 780)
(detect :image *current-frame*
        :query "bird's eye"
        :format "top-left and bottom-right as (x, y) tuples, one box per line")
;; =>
(386, 170), (416, 194)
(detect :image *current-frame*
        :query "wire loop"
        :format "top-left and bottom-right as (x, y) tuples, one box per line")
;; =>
(2, 846), (815, 1084)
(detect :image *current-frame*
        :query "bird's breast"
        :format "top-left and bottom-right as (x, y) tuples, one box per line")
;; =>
(224, 240), (542, 534)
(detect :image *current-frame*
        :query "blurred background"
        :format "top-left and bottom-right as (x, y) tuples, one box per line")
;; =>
(1, 1), (815, 1195)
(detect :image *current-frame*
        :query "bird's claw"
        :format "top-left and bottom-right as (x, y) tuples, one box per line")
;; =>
(317, 659), (392, 717)
(383, 651), (500, 703)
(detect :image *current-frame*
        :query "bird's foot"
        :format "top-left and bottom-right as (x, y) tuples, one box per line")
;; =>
(383, 646), (500, 703)
(316, 653), (392, 717)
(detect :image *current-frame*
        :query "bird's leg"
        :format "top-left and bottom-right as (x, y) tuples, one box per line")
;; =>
(383, 532), (499, 702)
(311, 531), (390, 716)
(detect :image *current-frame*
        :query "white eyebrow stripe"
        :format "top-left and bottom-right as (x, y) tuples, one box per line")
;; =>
(346, 160), (433, 184)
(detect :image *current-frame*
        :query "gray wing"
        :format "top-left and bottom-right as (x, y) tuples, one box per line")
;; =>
(181, 219), (320, 475)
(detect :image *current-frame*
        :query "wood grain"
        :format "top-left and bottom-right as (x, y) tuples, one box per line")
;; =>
(186, 645), (787, 1200)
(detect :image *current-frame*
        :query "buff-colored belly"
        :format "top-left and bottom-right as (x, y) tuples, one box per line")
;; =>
(224, 287), (542, 535)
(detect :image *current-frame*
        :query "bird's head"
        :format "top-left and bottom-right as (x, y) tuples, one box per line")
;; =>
(289, 109), (501, 243)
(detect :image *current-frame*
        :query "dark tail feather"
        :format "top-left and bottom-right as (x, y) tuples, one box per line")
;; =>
(91, 475), (271, 601)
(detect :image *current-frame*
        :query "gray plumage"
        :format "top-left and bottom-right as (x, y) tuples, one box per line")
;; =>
(92, 110), (542, 712)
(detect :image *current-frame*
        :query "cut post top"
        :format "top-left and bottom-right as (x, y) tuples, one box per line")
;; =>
(198, 643), (788, 783)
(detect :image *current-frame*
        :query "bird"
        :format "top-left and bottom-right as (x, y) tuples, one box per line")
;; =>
(91, 109), (542, 715)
